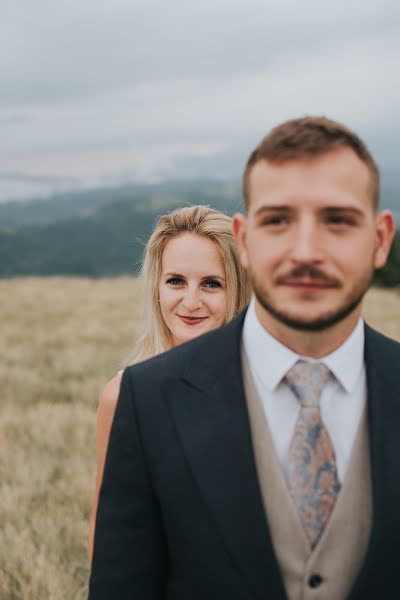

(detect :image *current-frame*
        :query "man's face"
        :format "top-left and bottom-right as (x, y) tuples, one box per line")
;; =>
(234, 147), (394, 332)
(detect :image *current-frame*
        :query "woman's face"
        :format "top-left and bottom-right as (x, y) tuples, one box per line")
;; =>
(159, 233), (228, 347)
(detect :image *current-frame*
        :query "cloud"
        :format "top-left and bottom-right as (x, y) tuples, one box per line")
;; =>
(2, 0), (399, 106)
(1, 0), (400, 200)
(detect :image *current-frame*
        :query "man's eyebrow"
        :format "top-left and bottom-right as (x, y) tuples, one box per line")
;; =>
(320, 206), (365, 217)
(253, 205), (366, 217)
(254, 205), (292, 217)
(319, 206), (365, 221)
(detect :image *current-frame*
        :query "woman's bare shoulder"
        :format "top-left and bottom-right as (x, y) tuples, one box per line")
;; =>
(99, 372), (123, 406)
(97, 372), (123, 433)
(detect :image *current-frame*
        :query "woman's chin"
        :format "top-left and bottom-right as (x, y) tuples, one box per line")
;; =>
(172, 326), (207, 346)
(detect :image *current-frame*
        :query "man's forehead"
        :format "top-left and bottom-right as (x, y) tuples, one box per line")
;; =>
(247, 148), (371, 209)
(250, 147), (367, 177)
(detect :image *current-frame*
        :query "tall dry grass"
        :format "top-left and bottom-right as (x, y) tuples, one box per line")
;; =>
(0, 277), (399, 599)
(0, 277), (140, 600)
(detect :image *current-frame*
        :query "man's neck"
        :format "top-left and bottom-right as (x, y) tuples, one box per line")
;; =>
(254, 300), (362, 358)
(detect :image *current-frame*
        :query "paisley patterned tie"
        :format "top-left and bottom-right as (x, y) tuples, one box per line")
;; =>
(284, 360), (341, 548)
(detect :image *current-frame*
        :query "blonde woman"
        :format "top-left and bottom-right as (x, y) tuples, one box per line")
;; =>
(89, 205), (251, 559)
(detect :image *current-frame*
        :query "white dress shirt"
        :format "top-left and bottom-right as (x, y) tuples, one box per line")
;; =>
(242, 299), (367, 484)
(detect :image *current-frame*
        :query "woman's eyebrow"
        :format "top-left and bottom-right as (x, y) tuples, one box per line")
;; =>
(163, 272), (225, 280)
(201, 275), (226, 281)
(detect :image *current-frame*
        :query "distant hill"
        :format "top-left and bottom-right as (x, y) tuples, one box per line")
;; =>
(0, 177), (398, 281)
(0, 179), (243, 230)
(1, 200), (151, 277)
(0, 183), (242, 277)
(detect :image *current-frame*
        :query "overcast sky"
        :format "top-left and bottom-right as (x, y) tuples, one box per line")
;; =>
(1, 0), (399, 201)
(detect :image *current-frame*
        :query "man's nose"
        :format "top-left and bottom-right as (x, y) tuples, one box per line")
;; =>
(181, 286), (202, 311)
(291, 222), (323, 263)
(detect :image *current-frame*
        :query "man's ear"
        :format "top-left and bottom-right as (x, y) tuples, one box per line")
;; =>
(374, 210), (396, 269)
(232, 212), (249, 269)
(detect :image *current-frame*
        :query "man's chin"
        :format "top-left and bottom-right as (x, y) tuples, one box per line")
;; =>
(274, 313), (341, 332)
(257, 299), (362, 333)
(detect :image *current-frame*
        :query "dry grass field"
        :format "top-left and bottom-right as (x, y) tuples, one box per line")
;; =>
(0, 277), (399, 600)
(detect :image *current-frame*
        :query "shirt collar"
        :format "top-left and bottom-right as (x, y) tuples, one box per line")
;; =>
(322, 318), (364, 393)
(242, 298), (364, 393)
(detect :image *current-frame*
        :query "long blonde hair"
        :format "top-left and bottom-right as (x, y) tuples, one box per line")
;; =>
(127, 205), (251, 364)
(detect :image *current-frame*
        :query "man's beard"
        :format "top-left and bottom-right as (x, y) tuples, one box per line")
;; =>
(249, 264), (374, 332)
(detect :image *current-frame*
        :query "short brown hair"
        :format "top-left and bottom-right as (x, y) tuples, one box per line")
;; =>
(243, 116), (380, 209)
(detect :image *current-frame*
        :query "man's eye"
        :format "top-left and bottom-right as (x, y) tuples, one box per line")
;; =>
(166, 277), (184, 285)
(204, 279), (221, 289)
(262, 216), (288, 226)
(327, 215), (355, 226)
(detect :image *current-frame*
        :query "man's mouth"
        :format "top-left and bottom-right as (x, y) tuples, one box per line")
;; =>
(276, 266), (340, 290)
(281, 279), (337, 289)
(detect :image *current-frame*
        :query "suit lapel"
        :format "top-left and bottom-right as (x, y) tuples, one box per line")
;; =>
(349, 324), (400, 598)
(166, 313), (287, 600)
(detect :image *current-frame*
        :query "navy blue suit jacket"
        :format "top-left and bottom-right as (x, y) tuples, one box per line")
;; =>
(89, 311), (400, 599)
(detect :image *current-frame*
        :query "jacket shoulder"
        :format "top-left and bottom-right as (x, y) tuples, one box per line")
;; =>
(365, 323), (400, 351)
(364, 323), (400, 371)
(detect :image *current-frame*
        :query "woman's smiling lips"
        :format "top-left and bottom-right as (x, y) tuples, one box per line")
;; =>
(177, 315), (209, 326)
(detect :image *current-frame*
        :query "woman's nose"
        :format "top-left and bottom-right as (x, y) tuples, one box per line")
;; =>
(181, 287), (202, 311)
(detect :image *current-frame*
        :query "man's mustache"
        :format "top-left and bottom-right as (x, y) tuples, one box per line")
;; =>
(275, 265), (341, 287)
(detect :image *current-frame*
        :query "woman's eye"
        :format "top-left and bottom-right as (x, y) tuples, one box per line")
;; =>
(166, 277), (184, 286)
(203, 279), (221, 289)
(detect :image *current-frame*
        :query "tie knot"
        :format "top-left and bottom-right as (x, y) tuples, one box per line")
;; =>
(284, 360), (331, 407)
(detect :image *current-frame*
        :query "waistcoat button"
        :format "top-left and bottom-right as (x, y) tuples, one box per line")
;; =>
(308, 573), (323, 588)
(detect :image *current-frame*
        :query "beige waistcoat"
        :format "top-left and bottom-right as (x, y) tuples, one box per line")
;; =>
(241, 349), (373, 600)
